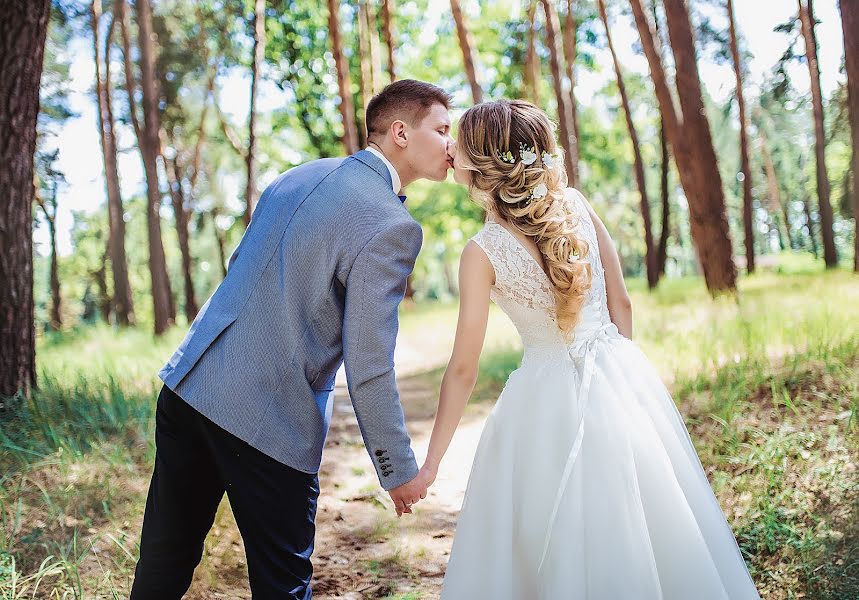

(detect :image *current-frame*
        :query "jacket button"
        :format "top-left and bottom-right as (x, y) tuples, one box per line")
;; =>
(383, 471), (390, 476)
(375, 450), (385, 456)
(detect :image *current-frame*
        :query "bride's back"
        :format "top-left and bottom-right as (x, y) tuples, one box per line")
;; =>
(471, 188), (612, 353)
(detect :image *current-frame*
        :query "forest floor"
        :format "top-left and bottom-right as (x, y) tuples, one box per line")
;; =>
(1, 263), (857, 599)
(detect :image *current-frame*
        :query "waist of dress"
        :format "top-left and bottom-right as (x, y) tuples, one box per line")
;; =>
(520, 322), (621, 366)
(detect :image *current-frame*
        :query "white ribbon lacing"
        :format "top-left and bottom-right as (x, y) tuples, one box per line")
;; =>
(536, 322), (619, 574)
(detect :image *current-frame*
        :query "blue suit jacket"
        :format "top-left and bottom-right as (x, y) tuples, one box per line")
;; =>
(158, 150), (423, 490)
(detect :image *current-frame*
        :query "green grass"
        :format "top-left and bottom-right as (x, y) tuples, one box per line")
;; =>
(1, 261), (857, 598)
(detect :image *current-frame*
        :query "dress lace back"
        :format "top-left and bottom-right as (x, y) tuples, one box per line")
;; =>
(470, 188), (611, 349)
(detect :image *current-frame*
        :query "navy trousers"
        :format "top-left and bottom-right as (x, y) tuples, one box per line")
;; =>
(130, 385), (319, 599)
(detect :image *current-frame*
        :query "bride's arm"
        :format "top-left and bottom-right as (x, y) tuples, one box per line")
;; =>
(422, 240), (494, 479)
(582, 198), (633, 338)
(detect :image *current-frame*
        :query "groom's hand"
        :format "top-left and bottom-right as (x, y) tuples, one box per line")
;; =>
(388, 471), (429, 517)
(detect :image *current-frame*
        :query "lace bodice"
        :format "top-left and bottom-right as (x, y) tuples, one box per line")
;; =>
(471, 188), (612, 355)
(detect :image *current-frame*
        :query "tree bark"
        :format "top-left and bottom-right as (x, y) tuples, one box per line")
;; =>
(128, 0), (174, 334)
(93, 1), (135, 326)
(839, 0), (859, 271)
(759, 128), (793, 249)
(562, 0), (580, 187)
(657, 120), (670, 276)
(211, 207), (229, 279)
(727, 0), (755, 273)
(243, 0), (265, 227)
(798, 0), (838, 267)
(598, 0), (657, 288)
(116, 0), (142, 142)
(34, 187), (61, 330)
(0, 0), (49, 400)
(451, 0), (483, 103)
(94, 250), (112, 324)
(630, 0), (737, 293)
(328, 0), (360, 154)
(358, 0), (373, 147)
(165, 147), (198, 322)
(381, 0), (396, 81)
(540, 0), (577, 183)
(524, 0), (540, 104)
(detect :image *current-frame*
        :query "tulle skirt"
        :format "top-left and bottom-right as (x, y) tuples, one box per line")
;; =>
(440, 336), (760, 599)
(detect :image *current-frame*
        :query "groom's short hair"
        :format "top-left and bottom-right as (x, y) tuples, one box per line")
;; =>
(366, 79), (451, 140)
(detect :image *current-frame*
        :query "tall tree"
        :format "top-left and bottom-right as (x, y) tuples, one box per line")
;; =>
(93, 0), (135, 326)
(798, 0), (838, 267)
(0, 0), (50, 399)
(120, 0), (175, 333)
(839, 0), (859, 271)
(34, 156), (62, 331)
(328, 0), (359, 153)
(357, 0), (378, 146)
(381, 0), (396, 81)
(450, 0), (483, 103)
(598, 0), (657, 287)
(652, 0), (670, 277)
(561, 0), (580, 187)
(540, 0), (577, 184)
(523, 0), (540, 104)
(760, 131), (793, 249)
(244, 0), (266, 227)
(629, 0), (737, 293)
(657, 121), (671, 276)
(727, 0), (755, 273)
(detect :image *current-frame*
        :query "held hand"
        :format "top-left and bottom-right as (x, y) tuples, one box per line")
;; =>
(419, 461), (438, 490)
(388, 469), (431, 517)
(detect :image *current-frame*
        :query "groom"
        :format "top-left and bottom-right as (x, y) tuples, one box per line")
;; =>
(130, 79), (454, 599)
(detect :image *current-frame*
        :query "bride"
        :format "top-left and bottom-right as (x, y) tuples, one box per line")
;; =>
(418, 100), (761, 599)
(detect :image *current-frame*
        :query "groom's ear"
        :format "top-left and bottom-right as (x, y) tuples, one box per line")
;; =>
(391, 120), (409, 148)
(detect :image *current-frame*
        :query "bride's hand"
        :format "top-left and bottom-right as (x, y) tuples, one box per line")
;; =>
(419, 461), (438, 490)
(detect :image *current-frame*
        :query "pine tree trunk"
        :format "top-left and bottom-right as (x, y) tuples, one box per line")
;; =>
(0, 0), (49, 400)
(630, 0), (737, 294)
(760, 129), (793, 249)
(94, 251), (112, 324)
(562, 0), (580, 187)
(328, 0), (359, 154)
(657, 120), (670, 276)
(132, 0), (174, 334)
(727, 0), (755, 273)
(799, 0), (838, 267)
(598, 0), (657, 288)
(358, 1), (373, 147)
(540, 0), (577, 183)
(803, 196), (818, 256)
(35, 189), (62, 330)
(48, 212), (61, 330)
(524, 0), (540, 104)
(243, 0), (265, 227)
(451, 0), (483, 103)
(381, 0), (396, 81)
(93, 1), (135, 326)
(165, 150), (198, 321)
(211, 208), (229, 279)
(839, 0), (859, 271)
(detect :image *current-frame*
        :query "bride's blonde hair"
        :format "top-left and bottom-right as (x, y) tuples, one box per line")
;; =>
(458, 99), (592, 336)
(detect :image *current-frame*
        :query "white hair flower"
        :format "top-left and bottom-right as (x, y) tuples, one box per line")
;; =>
(496, 149), (515, 164)
(541, 152), (560, 170)
(519, 143), (538, 165)
(530, 182), (548, 199)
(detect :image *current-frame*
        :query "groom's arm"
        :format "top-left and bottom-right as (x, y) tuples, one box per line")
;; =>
(342, 219), (423, 491)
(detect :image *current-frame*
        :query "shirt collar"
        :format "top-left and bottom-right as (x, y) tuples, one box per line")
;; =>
(365, 146), (402, 195)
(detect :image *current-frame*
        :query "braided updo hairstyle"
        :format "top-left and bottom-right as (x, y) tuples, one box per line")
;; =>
(458, 99), (592, 336)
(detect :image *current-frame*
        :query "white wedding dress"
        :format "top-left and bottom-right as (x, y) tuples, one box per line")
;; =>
(440, 189), (760, 599)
